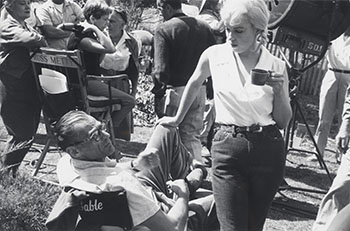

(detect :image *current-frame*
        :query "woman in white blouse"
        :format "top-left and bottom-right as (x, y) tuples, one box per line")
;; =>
(158, 0), (292, 230)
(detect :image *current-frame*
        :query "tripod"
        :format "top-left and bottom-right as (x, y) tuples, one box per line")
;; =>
(278, 48), (333, 197)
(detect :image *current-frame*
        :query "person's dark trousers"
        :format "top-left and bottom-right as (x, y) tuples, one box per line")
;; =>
(0, 71), (42, 175)
(136, 125), (219, 231)
(211, 125), (286, 231)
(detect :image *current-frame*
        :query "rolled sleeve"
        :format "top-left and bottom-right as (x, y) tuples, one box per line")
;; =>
(35, 7), (54, 26)
(0, 23), (44, 47)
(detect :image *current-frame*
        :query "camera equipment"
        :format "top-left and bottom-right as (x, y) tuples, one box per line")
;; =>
(266, 0), (350, 217)
(61, 23), (84, 33)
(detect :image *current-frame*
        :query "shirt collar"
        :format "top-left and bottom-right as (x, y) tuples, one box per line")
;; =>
(48, 0), (71, 8)
(114, 30), (130, 48)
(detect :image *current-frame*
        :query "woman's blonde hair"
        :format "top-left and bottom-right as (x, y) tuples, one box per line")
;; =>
(220, 0), (270, 44)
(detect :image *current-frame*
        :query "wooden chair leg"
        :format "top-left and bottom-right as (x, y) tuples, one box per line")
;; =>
(107, 112), (116, 146)
(32, 138), (52, 177)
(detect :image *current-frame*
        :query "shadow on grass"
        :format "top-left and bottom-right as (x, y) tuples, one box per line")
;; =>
(270, 196), (319, 221)
(284, 165), (335, 192)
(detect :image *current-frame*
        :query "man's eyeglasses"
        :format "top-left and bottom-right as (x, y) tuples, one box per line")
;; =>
(68, 122), (107, 147)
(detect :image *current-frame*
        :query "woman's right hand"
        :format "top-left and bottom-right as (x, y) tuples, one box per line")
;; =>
(155, 116), (179, 127)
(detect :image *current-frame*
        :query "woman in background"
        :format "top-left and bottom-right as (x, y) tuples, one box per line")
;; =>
(158, 0), (292, 230)
(0, 0), (47, 175)
(67, 0), (135, 140)
(100, 6), (141, 140)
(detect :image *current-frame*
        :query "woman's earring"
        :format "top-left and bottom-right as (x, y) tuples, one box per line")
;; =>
(256, 33), (262, 43)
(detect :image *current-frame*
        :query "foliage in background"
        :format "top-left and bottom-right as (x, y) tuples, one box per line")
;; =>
(0, 172), (60, 231)
(134, 72), (156, 126)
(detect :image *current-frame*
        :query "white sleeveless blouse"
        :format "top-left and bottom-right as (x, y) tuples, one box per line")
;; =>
(207, 43), (286, 126)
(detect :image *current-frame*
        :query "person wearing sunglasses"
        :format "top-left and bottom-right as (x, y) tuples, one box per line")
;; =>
(46, 110), (218, 231)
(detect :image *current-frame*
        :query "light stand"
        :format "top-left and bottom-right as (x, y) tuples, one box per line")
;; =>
(281, 48), (333, 185)
(271, 35), (332, 219)
(267, 0), (350, 218)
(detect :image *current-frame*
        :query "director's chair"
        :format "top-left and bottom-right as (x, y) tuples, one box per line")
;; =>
(46, 188), (133, 231)
(31, 47), (126, 176)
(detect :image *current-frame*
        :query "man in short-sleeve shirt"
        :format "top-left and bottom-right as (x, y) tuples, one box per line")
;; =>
(36, 0), (84, 49)
(45, 110), (217, 231)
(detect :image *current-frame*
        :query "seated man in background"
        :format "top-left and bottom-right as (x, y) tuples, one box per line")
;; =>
(46, 110), (217, 231)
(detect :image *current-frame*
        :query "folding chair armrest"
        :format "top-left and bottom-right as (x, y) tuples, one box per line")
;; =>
(86, 74), (128, 81)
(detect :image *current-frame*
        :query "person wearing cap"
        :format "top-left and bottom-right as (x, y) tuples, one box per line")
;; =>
(0, 0), (47, 175)
(158, 0), (292, 230)
(45, 110), (218, 231)
(35, 0), (84, 49)
(312, 27), (350, 163)
(153, 0), (215, 164)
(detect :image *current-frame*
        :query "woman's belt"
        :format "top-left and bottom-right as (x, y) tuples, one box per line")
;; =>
(329, 68), (350, 74)
(215, 123), (277, 133)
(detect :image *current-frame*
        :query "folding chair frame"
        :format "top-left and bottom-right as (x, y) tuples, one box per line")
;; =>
(30, 47), (123, 176)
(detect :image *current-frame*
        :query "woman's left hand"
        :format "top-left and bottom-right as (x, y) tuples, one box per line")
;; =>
(265, 72), (285, 94)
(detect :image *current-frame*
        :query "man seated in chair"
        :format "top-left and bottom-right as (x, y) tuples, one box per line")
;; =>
(46, 110), (217, 231)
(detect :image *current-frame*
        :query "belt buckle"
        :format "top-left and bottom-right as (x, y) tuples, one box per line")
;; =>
(253, 125), (263, 133)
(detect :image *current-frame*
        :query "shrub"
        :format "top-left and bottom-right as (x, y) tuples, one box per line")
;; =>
(134, 72), (156, 126)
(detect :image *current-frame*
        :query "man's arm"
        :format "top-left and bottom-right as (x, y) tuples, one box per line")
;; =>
(0, 22), (47, 48)
(35, 6), (72, 39)
(78, 21), (116, 55)
(336, 86), (350, 153)
(139, 180), (189, 231)
(153, 27), (171, 85)
(40, 25), (72, 39)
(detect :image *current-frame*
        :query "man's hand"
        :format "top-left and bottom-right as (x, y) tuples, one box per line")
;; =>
(336, 129), (350, 154)
(168, 179), (190, 200)
(133, 148), (160, 171)
(155, 116), (179, 127)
